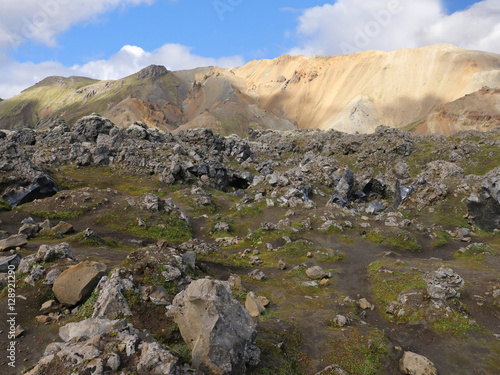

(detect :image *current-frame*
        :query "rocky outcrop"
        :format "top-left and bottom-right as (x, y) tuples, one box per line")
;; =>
(467, 166), (500, 231)
(91, 268), (135, 319)
(26, 317), (180, 375)
(169, 279), (260, 374)
(34, 242), (75, 262)
(423, 266), (464, 300)
(0, 140), (58, 206)
(53, 261), (107, 306)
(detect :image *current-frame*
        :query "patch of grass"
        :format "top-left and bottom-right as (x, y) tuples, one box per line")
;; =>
(431, 230), (451, 248)
(50, 165), (164, 196)
(406, 141), (438, 177)
(460, 144), (500, 176)
(96, 210), (192, 244)
(454, 244), (492, 261)
(368, 260), (426, 306)
(366, 231), (422, 252)
(72, 289), (99, 321)
(249, 322), (310, 375)
(18, 208), (87, 220)
(35, 228), (63, 240)
(431, 311), (478, 336)
(231, 204), (263, 218)
(430, 198), (471, 228)
(66, 232), (120, 248)
(123, 290), (141, 309)
(140, 265), (179, 295)
(170, 342), (192, 364)
(198, 250), (252, 269)
(0, 199), (12, 211)
(322, 327), (389, 375)
(280, 240), (316, 258)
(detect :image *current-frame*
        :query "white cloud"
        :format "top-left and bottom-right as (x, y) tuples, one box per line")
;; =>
(76, 44), (244, 80)
(0, 0), (155, 50)
(290, 0), (500, 56)
(0, 44), (244, 99)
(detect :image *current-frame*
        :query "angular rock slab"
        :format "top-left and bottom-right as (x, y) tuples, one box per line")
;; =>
(0, 253), (21, 272)
(170, 279), (260, 374)
(53, 261), (107, 306)
(0, 234), (27, 252)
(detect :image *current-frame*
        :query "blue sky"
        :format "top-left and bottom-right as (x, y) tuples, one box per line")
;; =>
(0, 0), (498, 98)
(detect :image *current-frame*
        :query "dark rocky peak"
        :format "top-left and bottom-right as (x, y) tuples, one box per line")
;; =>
(137, 65), (169, 80)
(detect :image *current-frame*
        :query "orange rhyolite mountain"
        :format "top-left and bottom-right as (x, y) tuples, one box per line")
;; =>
(0, 44), (499, 135)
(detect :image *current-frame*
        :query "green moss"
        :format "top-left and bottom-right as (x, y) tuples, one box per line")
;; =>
(35, 228), (63, 240)
(96, 211), (192, 244)
(368, 260), (425, 306)
(50, 165), (164, 196)
(431, 311), (479, 336)
(460, 144), (500, 176)
(366, 231), (422, 252)
(431, 231), (451, 248)
(249, 323), (310, 375)
(73, 289), (99, 321)
(198, 250), (252, 268)
(169, 342), (192, 364)
(0, 199), (12, 211)
(66, 232), (115, 248)
(123, 290), (141, 309)
(454, 244), (492, 261)
(405, 141), (438, 177)
(322, 327), (389, 375)
(231, 205), (263, 218)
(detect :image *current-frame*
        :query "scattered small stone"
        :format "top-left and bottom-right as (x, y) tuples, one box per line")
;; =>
(358, 298), (373, 310)
(306, 266), (326, 280)
(332, 315), (350, 327)
(248, 269), (266, 281)
(320, 278), (330, 286)
(245, 292), (266, 317)
(15, 325), (24, 337)
(301, 281), (319, 288)
(228, 274), (246, 291)
(40, 300), (58, 314)
(36, 315), (52, 324)
(277, 259), (286, 270)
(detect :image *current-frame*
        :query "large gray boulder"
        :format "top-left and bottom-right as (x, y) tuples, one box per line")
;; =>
(399, 351), (437, 375)
(53, 261), (107, 306)
(169, 279), (260, 374)
(467, 166), (500, 232)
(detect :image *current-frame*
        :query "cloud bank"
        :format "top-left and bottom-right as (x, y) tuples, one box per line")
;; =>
(290, 0), (500, 56)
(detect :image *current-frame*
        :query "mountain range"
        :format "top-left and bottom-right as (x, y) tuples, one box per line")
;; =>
(1, 43), (499, 136)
